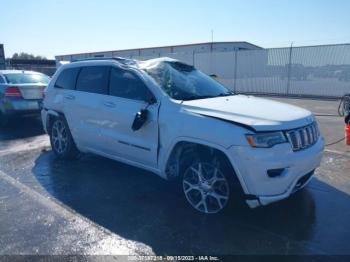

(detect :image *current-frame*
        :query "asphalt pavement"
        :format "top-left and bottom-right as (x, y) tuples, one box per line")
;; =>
(0, 97), (349, 257)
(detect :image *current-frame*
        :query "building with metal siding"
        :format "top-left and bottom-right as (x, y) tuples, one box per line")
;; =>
(55, 41), (262, 62)
(5, 59), (57, 76)
(54, 41), (264, 84)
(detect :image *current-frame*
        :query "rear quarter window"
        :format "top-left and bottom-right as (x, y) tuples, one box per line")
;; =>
(54, 67), (80, 90)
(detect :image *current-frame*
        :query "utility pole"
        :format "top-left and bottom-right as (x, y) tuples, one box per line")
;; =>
(233, 49), (238, 93)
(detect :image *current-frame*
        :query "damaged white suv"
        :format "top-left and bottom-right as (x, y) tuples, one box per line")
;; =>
(42, 57), (324, 214)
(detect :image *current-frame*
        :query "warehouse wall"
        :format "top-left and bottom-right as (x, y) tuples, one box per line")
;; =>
(55, 42), (261, 63)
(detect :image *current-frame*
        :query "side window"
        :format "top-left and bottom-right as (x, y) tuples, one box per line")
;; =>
(0, 76), (5, 84)
(109, 67), (153, 101)
(76, 66), (109, 95)
(54, 67), (80, 90)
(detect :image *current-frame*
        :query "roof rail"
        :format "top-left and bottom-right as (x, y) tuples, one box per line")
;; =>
(71, 57), (137, 65)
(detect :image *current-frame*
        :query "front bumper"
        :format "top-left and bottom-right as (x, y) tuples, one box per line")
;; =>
(227, 137), (324, 208)
(1, 98), (42, 116)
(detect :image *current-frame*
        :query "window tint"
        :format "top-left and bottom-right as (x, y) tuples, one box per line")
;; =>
(55, 68), (80, 90)
(5, 73), (50, 84)
(76, 66), (109, 95)
(109, 68), (153, 101)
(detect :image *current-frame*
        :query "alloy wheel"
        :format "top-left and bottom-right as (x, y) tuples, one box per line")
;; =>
(51, 120), (68, 154)
(182, 162), (230, 214)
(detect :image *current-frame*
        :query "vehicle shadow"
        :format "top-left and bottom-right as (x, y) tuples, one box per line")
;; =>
(0, 116), (44, 141)
(31, 150), (350, 255)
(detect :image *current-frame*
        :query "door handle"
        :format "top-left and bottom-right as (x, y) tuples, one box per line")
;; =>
(103, 101), (116, 108)
(64, 94), (75, 100)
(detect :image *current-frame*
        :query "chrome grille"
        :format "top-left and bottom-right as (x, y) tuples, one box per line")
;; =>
(286, 122), (319, 151)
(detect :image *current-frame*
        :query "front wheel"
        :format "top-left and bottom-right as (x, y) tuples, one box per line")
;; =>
(50, 117), (79, 159)
(182, 162), (231, 214)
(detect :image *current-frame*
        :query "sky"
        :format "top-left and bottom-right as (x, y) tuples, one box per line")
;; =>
(1, 0), (350, 59)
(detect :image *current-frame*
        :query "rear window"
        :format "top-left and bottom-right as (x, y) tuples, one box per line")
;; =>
(4, 73), (50, 84)
(54, 67), (80, 90)
(76, 66), (109, 95)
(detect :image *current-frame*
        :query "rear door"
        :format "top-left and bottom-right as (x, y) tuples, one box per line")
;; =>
(99, 67), (159, 168)
(50, 67), (81, 144)
(67, 66), (110, 151)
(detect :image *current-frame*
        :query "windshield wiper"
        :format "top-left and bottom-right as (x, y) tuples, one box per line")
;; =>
(217, 91), (235, 97)
(181, 95), (215, 101)
(181, 92), (235, 101)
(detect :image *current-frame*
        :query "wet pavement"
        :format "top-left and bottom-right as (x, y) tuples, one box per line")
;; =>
(271, 97), (350, 155)
(0, 98), (350, 256)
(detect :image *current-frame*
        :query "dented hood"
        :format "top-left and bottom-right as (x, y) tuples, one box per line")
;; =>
(182, 95), (314, 131)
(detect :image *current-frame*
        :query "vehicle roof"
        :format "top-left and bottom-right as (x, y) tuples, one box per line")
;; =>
(61, 57), (180, 70)
(138, 57), (178, 69)
(61, 59), (131, 70)
(0, 70), (44, 75)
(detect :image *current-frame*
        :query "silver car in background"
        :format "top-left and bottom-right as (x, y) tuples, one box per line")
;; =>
(0, 70), (50, 126)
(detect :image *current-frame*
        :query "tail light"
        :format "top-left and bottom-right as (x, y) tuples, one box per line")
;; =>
(5, 86), (22, 98)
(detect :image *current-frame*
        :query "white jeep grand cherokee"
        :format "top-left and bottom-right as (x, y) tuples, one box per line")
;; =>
(42, 57), (324, 214)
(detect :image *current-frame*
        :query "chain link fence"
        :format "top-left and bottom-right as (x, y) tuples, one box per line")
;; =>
(232, 44), (350, 98)
(168, 44), (350, 98)
(56, 43), (350, 98)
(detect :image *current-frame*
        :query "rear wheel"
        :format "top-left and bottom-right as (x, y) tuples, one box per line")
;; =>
(49, 116), (79, 159)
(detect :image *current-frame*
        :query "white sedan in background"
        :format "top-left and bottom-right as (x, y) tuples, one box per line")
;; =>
(0, 70), (50, 126)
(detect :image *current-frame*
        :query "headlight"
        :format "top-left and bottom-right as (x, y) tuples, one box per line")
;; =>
(245, 132), (287, 148)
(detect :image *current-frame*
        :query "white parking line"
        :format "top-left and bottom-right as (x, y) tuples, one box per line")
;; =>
(324, 148), (350, 157)
(0, 136), (50, 156)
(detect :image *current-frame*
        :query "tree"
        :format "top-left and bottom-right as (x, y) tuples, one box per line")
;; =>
(11, 52), (47, 60)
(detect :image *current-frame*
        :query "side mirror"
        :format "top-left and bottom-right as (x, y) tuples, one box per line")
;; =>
(132, 109), (148, 131)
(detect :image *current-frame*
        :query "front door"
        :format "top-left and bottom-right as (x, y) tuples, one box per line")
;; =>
(99, 67), (159, 168)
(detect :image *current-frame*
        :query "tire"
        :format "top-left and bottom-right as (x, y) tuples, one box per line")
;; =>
(49, 116), (80, 159)
(180, 150), (238, 214)
(0, 112), (9, 127)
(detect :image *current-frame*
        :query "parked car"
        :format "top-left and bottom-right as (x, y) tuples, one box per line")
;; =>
(41, 58), (324, 214)
(0, 70), (50, 126)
